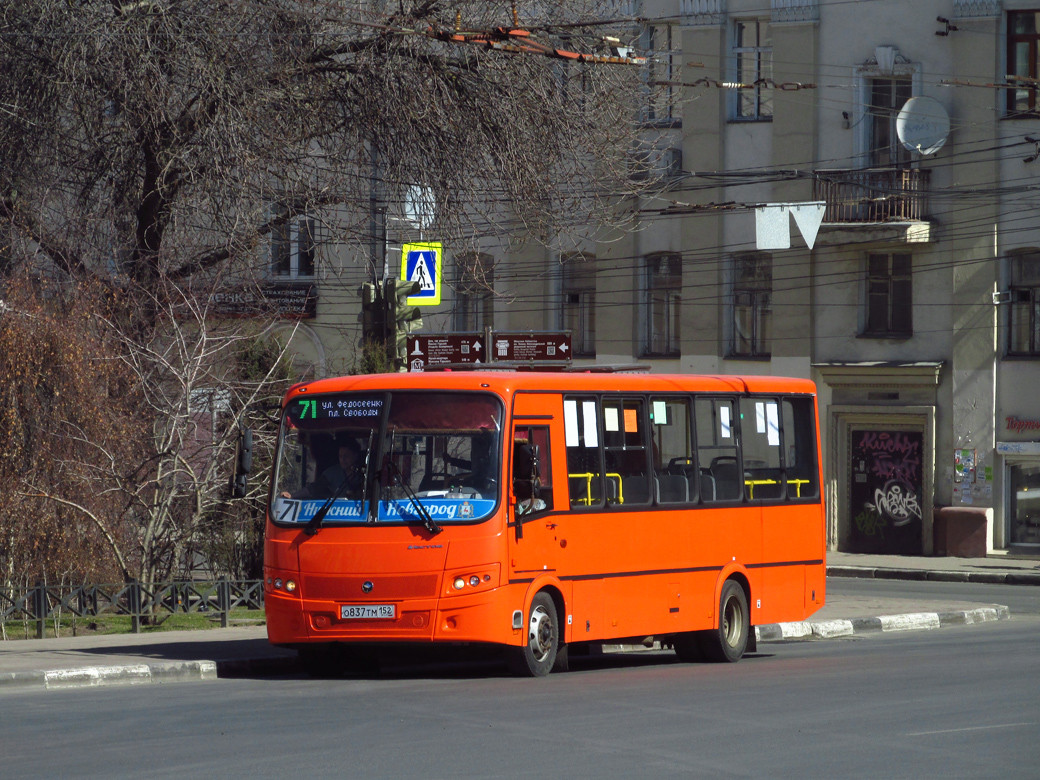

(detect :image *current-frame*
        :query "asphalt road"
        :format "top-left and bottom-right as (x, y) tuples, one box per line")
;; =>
(3, 613), (1037, 779)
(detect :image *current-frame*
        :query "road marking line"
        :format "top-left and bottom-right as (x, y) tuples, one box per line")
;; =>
(908, 722), (1035, 737)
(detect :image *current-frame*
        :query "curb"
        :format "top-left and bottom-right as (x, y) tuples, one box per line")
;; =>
(828, 566), (1040, 586)
(755, 605), (1010, 644)
(0, 656), (298, 692)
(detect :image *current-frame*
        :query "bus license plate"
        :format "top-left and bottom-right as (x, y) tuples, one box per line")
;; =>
(340, 604), (395, 620)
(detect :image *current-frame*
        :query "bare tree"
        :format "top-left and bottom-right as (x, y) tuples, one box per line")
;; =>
(0, 0), (653, 302)
(0, 0), (659, 589)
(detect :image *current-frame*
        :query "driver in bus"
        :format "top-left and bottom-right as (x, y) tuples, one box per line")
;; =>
(282, 436), (364, 500)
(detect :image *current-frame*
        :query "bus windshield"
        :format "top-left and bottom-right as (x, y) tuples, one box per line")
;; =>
(271, 390), (503, 528)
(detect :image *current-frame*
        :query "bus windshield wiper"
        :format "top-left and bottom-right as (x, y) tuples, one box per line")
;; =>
(304, 430), (376, 536)
(385, 457), (442, 535)
(303, 479), (347, 536)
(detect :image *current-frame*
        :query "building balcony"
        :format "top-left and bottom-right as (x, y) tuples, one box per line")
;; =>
(812, 168), (934, 245)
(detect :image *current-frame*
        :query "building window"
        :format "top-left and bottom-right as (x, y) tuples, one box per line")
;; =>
(560, 252), (596, 357)
(1008, 462), (1040, 546)
(1008, 11), (1040, 115)
(271, 216), (316, 279)
(1008, 250), (1040, 355)
(733, 19), (772, 120)
(644, 253), (681, 357)
(454, 251), (494, 332)
(868, 77), (912, 167)
(645, 24), (680, 124)
(864, 253), (912, 337)
(731, 253), (771, 357)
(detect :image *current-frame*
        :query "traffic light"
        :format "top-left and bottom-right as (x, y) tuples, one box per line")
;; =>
(358, 281), (386, 346)
(385, 277), (422, 369)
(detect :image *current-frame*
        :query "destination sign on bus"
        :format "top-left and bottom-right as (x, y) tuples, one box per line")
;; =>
(286, 394), (384, 427)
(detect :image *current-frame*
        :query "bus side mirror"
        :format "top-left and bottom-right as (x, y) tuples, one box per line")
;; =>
(231, 428), (254, 498)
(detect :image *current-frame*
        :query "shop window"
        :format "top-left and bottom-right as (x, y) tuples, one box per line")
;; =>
(1008, 462), (1040, 546)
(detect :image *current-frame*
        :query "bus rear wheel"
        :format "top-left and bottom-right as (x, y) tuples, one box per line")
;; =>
(700, 580), (749, 663)
(506, 592), (558, 677)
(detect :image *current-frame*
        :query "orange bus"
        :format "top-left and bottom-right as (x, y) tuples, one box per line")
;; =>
(261, 370), (826, 676)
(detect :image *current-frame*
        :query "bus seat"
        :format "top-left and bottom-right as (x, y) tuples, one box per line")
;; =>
(622, 476), (650, 505)
(655, 473), (689, 503)
(710, 456), (743, 500)
(699, 470), (716, 502)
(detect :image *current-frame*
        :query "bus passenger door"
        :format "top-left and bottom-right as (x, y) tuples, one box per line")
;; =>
(507, 406), (562, 582)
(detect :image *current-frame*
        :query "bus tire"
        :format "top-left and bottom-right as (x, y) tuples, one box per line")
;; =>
(505, 592), (558, 677)
(700, 580), (749, 663)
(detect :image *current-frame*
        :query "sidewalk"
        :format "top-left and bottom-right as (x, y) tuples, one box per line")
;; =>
(1, 553), (1034, 691)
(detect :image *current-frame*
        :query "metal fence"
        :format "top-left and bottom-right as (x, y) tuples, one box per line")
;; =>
(1, 579), (264, 639)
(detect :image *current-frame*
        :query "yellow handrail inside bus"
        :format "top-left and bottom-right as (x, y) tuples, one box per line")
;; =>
(744, 477), (811, 499)
(568, 472), (623, 505)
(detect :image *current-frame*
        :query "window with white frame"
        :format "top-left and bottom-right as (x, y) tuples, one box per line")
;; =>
(560, 252), (596, 357)
(731, 253), (772, 357)
(644, 252), (681, 357)
(271, 216), (316, 279)
(733, 19), (772, 120)
(454, 251), (495, 332)
(1008, 11), (1040, 115)
(1007, 249), (1040, 355)
(863, 252), (912, 337)
(645, 23), (680, 124)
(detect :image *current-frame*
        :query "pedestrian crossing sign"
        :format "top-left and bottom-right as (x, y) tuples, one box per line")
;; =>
(401, 242), (441, 306)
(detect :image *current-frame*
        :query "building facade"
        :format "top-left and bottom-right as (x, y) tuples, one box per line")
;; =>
(284, 0), (1040, 557)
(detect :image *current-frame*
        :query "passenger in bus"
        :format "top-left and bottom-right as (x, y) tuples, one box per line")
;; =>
(512, 439), (546, 515)
(444, 431), (497, 493)
(282, 436), (364, 500)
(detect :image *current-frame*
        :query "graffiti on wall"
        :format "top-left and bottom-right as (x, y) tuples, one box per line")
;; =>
(850, 430), (924, 554)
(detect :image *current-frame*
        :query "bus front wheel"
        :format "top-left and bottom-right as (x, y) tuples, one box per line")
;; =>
(506, 592), (558, 677)
(700, 580), (749, 663)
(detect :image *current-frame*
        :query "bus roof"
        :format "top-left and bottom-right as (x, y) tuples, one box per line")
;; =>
(281, 371), (816, 407)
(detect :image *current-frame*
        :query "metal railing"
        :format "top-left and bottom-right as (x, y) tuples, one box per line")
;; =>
(1, 579), (264, 639)
(813, 168), (930, 223)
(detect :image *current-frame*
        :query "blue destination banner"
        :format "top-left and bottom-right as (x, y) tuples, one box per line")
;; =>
(272, 497), (495, 525)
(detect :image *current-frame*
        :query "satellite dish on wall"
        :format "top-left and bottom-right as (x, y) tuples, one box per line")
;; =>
(896, 97), (950, 155)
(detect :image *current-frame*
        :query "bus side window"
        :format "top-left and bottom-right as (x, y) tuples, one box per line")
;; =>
(650, 397), (694, 504)
(513, 426), (553, 514)
(739, 397), (783, 501)
(564, 397), (604, 507)
(695, 397), (742, 502)
(782, 397), (820, 499)
(602, 398), (650, 506)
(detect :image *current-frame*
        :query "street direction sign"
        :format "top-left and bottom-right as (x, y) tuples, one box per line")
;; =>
(490, 332), (571, 361)
(401, 242), (442, 306)
(407, 334), (486, 372)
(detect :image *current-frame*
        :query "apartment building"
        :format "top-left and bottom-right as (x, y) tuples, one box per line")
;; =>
(273, 0), (1040, 556)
